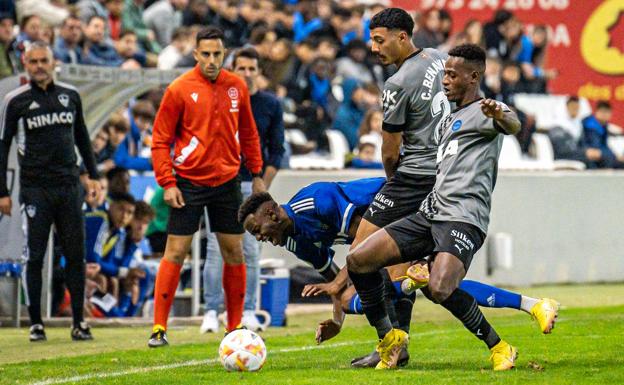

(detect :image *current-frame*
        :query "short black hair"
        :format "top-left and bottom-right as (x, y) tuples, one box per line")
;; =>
(232, 47), (260, 68)
(196, 26), (224, 46)
(596, 101), (612, 111)
(106, 167), (129, 182)
(238, 192), (275, 223)
(134, 200), (155, 220)
(20, 14), (39, 30)
(109, 192), (136, 205)
(369, 8), (414, 37)
(448, 43), (486, 72)
(87, 15), (106, 26)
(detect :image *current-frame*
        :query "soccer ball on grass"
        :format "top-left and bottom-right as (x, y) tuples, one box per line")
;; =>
(218, 329), (267, 372)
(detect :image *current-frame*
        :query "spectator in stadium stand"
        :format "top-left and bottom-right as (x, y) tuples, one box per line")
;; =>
(335, 39), (375, 84)
(0, 13), (15, 78)
(113, 30), (147, 68)
(284, 38), (316, 95)
(104, 0), (124, 41)
(311, 5), (357, 47)
(16, 0), (68, 27)
(54, 16), (84, 64)
(350, 142), (383, 169)
(113, 101), (154, 171)
(292, 0), (324, 43)
(0, 41), (101, 342)
(201, 47), (284, 334)
(77, 0), (109, 26)
(483, 10), (517, 61)
(481, 55), (502, 100)
(122, 0), (161, 53)
(317, 37), (339, 61)
(148, 26), (264, 347)
(92, 127), (113, 168)
(115, 200), (155, 317)
(548, 96), (600, 165)
(262, 37), (295, 90)
(106, 167), (131, 195)
(82, 15), (124, 66)
(181, 0), (214, 26)
(215, 0), (249, 49)
(85, 192), (145, 315)
(582, 101), (624, 169)
(142, 0), (189, 48)
(357, 109), (383, 162)
(12, 14), (42, 64)
(94, 112), (129, 172)
(157, 27), (191, 70)
(145, 186), (169, 258)
(332, 78), (380, 151)
(412, 9), (444, 49)
(516, 25), (558, 93)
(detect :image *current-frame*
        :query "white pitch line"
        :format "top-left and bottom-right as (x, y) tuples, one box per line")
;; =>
(28, 319), (550, 385)
(28, 340), (373, 385)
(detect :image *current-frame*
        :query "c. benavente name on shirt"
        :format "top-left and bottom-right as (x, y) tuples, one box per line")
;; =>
(421, 58), (446, 101)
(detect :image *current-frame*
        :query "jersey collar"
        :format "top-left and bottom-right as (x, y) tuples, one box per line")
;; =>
(281, 204), (300, 236)
(452, 97), (483, 113)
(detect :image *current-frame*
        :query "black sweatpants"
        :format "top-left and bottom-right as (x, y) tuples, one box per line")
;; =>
(20, 183), (86, 327)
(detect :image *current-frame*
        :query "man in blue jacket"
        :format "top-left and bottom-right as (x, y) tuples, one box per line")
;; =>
(582, 101), (624, 169)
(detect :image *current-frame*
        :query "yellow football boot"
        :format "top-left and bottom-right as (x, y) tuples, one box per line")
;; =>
(530, 298), (559, 334)
(489, 340), (518, 371)
(374, 329), (409, 369)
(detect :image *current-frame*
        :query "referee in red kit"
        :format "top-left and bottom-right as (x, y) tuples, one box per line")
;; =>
(148, 26), (264, 347)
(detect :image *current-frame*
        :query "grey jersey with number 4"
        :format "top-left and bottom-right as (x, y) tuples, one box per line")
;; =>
(382, 48), (450, 176)
(420, 99), (512, 234)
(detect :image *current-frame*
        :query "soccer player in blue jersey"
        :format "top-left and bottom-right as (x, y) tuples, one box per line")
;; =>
(239, 178), (558, 367)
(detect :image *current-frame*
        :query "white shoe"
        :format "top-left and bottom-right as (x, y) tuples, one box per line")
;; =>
(200, 310), (219, 334)
(241, 310), (265, 332)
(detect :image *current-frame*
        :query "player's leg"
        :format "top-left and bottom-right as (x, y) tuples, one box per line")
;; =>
(458, 280), (559, 334)
(209, 177), (248, 332)
(149, 202), (202, 347)
(241, 228), (263, 331)
(201, 229), (223, 334)
(426, 222), (517, 371)
(54, 183), (92, 339)
(215, 232), (245, 332)
(19, 186), (55, 342)
(347, 214), (433, 369)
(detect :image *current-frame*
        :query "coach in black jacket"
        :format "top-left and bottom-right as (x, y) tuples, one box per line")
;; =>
(0, 41), (100, 341)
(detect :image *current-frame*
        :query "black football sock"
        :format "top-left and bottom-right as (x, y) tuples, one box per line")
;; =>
(440, 288), (501, 349)
(395, 293), (415, 334)
(381, 269), (399, 329)
(348, 269), (392, 339)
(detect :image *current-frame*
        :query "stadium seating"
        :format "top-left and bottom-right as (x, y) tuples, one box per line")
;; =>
(289, 130), (349, 170)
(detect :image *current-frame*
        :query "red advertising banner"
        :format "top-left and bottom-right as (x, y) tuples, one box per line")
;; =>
(391, 0), (624, 126)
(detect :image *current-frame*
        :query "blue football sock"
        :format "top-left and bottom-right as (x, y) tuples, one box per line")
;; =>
(346, 293), (363, 314)
(459, 280), (521, 309)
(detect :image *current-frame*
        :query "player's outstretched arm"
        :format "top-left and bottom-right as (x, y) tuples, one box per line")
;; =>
(302, 266), (350, 297)
(480, 99), (521, 135)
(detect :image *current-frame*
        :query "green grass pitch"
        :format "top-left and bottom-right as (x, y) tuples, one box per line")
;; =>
(1, 284), (623, 385)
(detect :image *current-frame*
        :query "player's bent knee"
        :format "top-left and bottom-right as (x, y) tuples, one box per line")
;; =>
(428, 279), (453, 304)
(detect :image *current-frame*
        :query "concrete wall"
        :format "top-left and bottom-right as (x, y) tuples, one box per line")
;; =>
(262, 170), (624, 286)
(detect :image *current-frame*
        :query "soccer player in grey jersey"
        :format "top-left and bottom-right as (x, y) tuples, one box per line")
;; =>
(304, 8), (454, 368)
(346, 44), (522, 370)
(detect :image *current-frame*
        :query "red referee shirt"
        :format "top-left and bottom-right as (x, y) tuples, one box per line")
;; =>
(151, 66), (263, 189)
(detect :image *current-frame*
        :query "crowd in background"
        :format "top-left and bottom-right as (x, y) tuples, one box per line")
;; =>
(2, 0), (624, 318)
